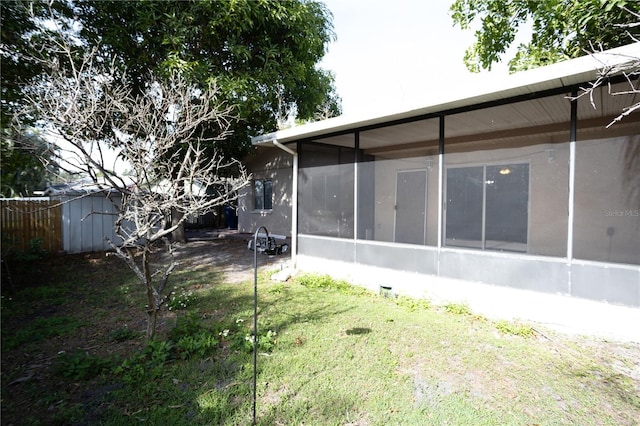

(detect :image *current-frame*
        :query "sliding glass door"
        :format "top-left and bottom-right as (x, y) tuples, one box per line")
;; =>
(445, 163), (529, 252)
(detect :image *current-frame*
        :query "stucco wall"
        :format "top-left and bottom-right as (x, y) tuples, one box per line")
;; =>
(238, 147), (293, 237)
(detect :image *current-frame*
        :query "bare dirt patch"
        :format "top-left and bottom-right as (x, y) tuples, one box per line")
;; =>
(173, 233), (291, 283)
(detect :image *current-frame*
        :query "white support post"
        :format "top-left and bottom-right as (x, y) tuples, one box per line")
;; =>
(291, 153), (298, 266)
(272, 140), (297, 267)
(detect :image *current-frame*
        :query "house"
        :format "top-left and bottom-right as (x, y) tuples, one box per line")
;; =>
(240, 44), (640, 314)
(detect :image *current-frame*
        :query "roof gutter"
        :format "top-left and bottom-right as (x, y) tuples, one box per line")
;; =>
(272, 140), (296, 156)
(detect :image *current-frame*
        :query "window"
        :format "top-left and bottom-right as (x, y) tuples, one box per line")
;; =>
(253, 179), (272, 210)
(446, 163), (529, 252)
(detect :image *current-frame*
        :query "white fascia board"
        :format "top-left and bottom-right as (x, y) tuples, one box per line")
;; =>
(251, 43), (640, 146)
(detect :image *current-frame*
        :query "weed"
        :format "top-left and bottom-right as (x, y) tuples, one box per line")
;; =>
(444, 302), (472, 316)
(395, 295), (431, 312)
(110, 325), (138, 342)
(175, 331), (219, 359)
(116, 339), (175, 384)
(56, 351), (114, 380)
(145, 339), (175, 365)
(296, 273), (338, 289)
(167, 287), (197, 311)
(268, 283), (287, 294)
(5, 237), (48, 262)
(495, 320), (536, 338)
(169, 310), (204, 340)
(296, 273), (369, 296)
(230, 328), (278, 353)
(258, 329), (278, 352)
(117, 311), (222, 383)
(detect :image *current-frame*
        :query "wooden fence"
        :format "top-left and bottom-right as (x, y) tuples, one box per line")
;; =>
(0, 199), (63, 255)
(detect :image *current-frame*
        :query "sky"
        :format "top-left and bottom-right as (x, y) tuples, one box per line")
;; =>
(317, 0), (518, 117)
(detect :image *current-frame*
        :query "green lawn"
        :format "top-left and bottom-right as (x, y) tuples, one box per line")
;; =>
(1, 251), (639, 425)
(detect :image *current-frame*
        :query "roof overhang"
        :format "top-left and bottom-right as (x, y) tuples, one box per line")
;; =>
(252, 43), (640, 147)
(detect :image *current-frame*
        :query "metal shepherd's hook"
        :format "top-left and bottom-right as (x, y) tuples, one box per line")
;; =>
(252, 226), (268, 425)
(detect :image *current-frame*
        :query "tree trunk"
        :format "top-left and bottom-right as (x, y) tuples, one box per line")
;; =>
(171, 207), (187, 243)
(147, 310), (158, 340)
(143, 243), (157, 340)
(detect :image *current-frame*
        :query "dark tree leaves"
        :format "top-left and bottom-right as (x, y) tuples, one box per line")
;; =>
(75, 0), (341, 157)
(450, 0), (639, 72)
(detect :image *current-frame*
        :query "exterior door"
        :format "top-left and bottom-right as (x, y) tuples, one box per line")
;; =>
(394, 169), (427, 244)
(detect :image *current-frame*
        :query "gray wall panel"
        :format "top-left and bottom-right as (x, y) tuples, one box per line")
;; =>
(439, 250), (569, 294)
(355, 242), (438, 275)
(571, 263), (640, 307)
(297, 235), (640, 308)
(298, 235), (355, 262)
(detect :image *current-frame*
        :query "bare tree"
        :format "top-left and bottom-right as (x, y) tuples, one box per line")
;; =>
(575, 11), (640, 209)
(14, 28), (248, 339)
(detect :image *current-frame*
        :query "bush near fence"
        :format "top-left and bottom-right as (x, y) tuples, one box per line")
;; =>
(0, 198), (62, 256)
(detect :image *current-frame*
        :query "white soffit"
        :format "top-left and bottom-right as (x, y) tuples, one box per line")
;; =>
(252, 43), (640, 146)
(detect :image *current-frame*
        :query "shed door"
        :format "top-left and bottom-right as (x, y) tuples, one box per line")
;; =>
(394, 170), (427, 244)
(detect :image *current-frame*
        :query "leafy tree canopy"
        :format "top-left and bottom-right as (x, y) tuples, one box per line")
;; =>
(0, 130), (50, 197)
(76, 0), (341, 157)
(1, 0), (340, 193)
(450, 0), (639, 72)
(1, 1), (74, 195)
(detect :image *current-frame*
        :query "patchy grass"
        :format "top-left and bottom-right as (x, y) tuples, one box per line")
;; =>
(2, 243), (639, 425)
(495, 319), (536, 338)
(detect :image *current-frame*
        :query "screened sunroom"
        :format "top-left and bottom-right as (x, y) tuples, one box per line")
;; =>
(247, 44), (640, 308)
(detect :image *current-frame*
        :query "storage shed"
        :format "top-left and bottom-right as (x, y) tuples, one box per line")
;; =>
(45, 178), (126, 254)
